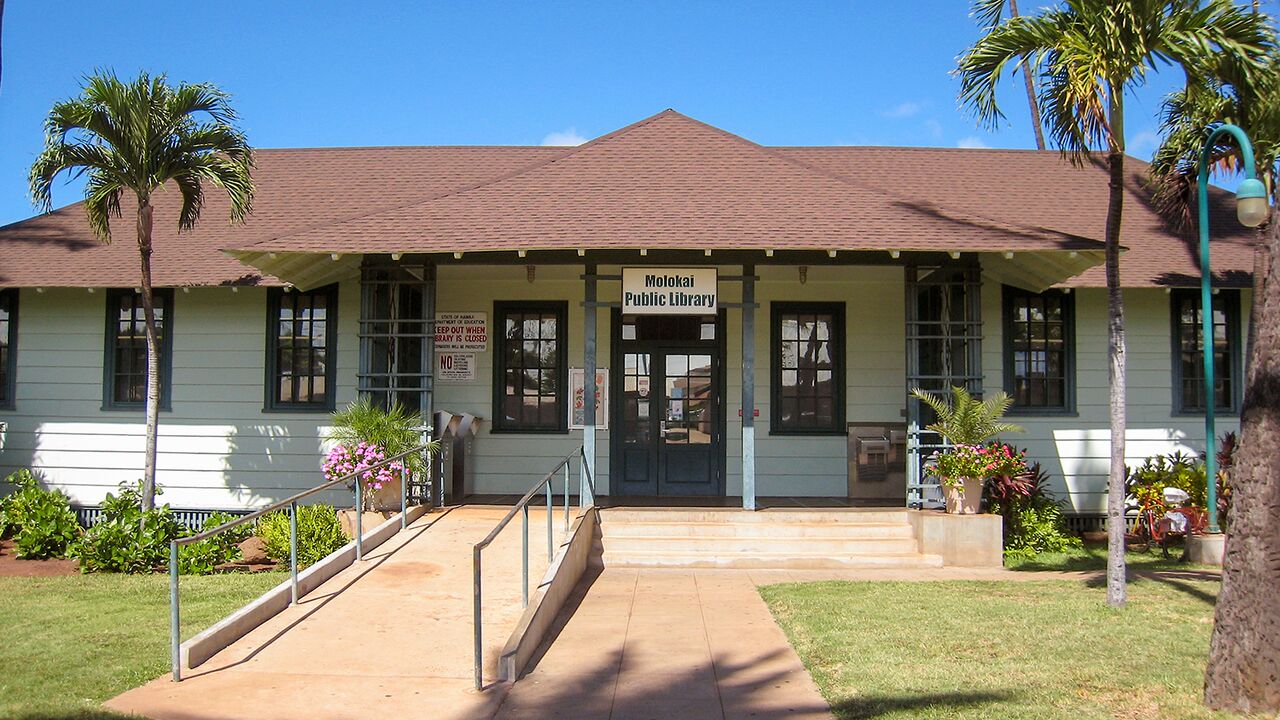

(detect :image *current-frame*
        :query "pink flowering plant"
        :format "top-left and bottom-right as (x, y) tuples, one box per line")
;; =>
(925, 443), (1028, 488)
(323, 441), (405, 508)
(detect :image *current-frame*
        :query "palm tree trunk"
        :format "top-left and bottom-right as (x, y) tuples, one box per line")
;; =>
(1204, 203), (1280, 713)
(137, 199), (160, 512)
(1104, 89), (1128, 608)
(1007, 0), (1046, 150)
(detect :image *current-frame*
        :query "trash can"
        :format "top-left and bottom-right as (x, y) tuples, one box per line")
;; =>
(434, 411), (482, 504)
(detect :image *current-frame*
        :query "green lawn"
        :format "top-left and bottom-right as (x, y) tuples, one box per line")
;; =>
(760, 578), (1262, 720)
(0, 572), (284, 720)
(1004, 542), (1214, 572)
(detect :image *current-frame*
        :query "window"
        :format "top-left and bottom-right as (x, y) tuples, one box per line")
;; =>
(104, 288), (173, 410)
(1002, 286), (1075, 413)
(267, 285), (338, 411)
(1172, 289), (1240, 414)
(493, 301), (568, 432)
(0, 289), (16, 409)
(771, 302), (845, 434)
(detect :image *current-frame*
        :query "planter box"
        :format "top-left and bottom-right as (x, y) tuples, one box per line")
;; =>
(339, 509), (395, 539)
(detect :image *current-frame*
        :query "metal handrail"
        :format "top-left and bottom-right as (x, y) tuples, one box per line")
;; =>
(472, 445), (595, 689)
(169, 442), (433, 682)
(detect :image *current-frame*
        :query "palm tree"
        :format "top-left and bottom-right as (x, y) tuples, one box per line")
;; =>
(1148, 49), (1280, 713)
(29, 71), (254, 510)
(957, 0), (1273, 608)
(971, 0), (1047, 149)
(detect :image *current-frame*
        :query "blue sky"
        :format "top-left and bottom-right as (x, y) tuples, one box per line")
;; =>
(1, 0), (1276, 226)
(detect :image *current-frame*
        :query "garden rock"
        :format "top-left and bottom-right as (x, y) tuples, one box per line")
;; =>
(238, 536), (270, 564)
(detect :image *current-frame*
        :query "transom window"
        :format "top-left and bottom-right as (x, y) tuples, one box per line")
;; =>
(267, 285), (338, 411)
(0, 289), (16, 409)
(493, 301), (567, 433)
(104, 289), (173, 410)
(1172, 289), (1240, 414)
(1002, 287), (1074, 413)
(770, 302), (845, 434)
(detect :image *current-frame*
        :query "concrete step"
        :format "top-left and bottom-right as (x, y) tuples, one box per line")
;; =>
(599, 508), (909, 524)
(601, 520), (914, 539)
(600, 549), (945, 570)
(602, 534), (920, 554)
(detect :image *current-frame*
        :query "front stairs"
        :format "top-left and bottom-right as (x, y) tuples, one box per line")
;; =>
(598, 508), (944, 569)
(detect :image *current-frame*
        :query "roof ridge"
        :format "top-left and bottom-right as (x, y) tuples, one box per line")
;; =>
(251, 109), (690, 251)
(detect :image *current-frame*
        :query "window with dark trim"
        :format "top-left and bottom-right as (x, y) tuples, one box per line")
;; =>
(1172, 289), (1240, 414)
(266, 285), (338, 412)
(104, 289), (173, 410)
(1002, 286), (1075, 414)
(770, 302), (845, 434)
(0, 289), (16, 409)
(493, 301), (568, 433)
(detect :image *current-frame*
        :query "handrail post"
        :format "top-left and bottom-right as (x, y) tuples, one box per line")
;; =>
(170, 540), (181, 682)
(473, 546), (483, 690)
(563, 461), (570, 530)
(545, 481), (553, 562)
(521, 505), (529, 608)
(579, 448), (587, 511)
(401, 466), (409, 531)
(355, 476), (364, 561)
(290, 501), (299, 605)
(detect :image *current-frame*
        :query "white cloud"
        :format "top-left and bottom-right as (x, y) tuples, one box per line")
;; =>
(956, 136), (990, 149)
(541, 128), (588, 146)
(923, 119), (943, 140)
(1128, 130), (1160, 160)
(882, 101), (924, 119)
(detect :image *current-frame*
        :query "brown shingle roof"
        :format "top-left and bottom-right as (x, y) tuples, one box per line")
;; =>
(0, 109), (1254, 289)
(778, 146), (1255, 288)
(235, 110), (1106, 258)
(0, 146), (562, 287)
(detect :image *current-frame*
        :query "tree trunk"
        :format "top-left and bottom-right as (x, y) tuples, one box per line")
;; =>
(137, 200), (160, 512)
(1008, 0), (1046, 150)
(1104, 91), (1128, 608)
(1204, 202), (1280, 714)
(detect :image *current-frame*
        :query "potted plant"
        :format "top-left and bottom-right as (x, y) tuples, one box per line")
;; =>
(910, 386), (1025, 514)
(326, 398), (436, 535)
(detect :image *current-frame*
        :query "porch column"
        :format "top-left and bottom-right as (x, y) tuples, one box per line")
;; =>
(583, 263), (597, 499)
(741, 263), (756, 510)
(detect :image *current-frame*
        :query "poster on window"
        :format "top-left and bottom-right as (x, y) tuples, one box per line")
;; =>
(569, 367), (609, 429)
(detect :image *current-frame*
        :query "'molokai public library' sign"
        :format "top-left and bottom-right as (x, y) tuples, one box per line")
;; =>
(621, 267), (717, 315)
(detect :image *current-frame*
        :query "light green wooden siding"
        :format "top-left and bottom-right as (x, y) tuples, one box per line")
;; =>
(980, 283), (1248, 514)
(0, 283), (360, 509)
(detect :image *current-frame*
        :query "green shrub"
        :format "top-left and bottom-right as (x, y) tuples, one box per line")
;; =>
(177, 511), (248, 575)
(71, 481), (183, 573)
(986, 461), (1081, 560)
(256, 504), (347, 567)
(0, 469), (81, 559)
(1127, 451), (1207, 508)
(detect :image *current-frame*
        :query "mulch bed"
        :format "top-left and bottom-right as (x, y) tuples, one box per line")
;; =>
(0, 538), (79, 577)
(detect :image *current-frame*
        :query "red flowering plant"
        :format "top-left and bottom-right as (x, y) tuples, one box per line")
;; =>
(322, 441), (405, 509)
(925, 443), (1028, 488)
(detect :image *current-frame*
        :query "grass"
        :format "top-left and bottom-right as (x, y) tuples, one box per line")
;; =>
(760, 578), (1264, 720)
(1004, 542), (1214, 572)
(0, 572), (285, 720)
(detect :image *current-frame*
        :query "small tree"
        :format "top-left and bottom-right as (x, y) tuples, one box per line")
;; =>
(29, 71), (254, 510)
(957, 0), (1272, 608)
(910, 386), (1024, 445)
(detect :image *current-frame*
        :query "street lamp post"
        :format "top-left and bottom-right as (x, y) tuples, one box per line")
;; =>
(1197, 123), (1269, 534)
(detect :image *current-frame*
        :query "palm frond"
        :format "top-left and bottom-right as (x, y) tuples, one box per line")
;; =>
(911, 386), (1024, 446)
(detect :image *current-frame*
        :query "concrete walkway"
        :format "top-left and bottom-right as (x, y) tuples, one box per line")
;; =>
(495, 568), (835, 720)
(108, 506), (555, 720)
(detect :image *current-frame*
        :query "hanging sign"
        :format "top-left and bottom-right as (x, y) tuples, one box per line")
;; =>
(621, 268), (717, 315)
(436, 352), (475, 382)
(569, 367), (609, 429)
(435, 312), (488, 352)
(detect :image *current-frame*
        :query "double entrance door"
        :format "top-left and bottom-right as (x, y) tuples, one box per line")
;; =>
(611, 313), (725, 497)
